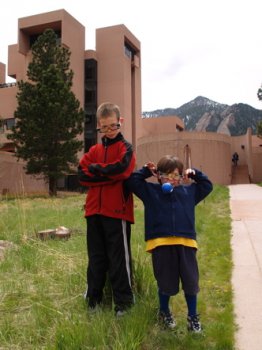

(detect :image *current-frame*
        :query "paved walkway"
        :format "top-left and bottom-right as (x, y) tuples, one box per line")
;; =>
(229, 184), (262, 350)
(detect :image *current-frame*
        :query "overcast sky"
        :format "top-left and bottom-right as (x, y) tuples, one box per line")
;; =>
(1, 0), (262, 111)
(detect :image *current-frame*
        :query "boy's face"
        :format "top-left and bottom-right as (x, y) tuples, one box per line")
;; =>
(98, 113), (120, 139)
(158, 168), (182, 187)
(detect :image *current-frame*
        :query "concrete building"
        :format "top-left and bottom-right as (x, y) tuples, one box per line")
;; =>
(0, 9), (141, 195)
(136, 116), (262, 185)
(0, 9), (262, 195)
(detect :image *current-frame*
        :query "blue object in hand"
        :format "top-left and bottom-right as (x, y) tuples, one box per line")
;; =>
(162, 182), (173, 193)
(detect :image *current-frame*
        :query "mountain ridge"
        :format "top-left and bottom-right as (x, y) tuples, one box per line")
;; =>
(142, 96), (262, 136)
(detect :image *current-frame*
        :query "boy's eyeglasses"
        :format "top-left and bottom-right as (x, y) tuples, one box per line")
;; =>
(96, 123), (120, 133)
(158, 172), (183, 181)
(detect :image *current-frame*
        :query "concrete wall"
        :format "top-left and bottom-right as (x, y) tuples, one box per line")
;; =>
(252, 135), (262, 183)
(8, 44), (27, 81)
(136, 115), (184, 140)
(137, 130), (232, 185)
(96, 24), (141, 146)
(16, 9), (85, 106)
(252, 148), (262, 183)
(0, 151), (48, 195)
(0, 10), (87, 194)
(0, 63), (5, 83)
(136, 119), (262, 184)
(0, 85), (17, 117)
(0, 85), (18, 148)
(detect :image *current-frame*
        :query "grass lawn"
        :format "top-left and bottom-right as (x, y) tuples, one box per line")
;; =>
(0, 185), (234, 349)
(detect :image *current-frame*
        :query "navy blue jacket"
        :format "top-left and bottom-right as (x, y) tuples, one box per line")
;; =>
(126, 166), (213, 241)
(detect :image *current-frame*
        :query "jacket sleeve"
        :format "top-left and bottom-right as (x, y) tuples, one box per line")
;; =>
(126, 166), (152, 200)
(190, 169), (213, 204)
(88, 141), (136, 181)
(78, 146), (114, 187)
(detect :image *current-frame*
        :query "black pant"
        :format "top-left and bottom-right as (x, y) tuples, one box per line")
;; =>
(152, 245), (199, 295)
(86, 215), (133, 310)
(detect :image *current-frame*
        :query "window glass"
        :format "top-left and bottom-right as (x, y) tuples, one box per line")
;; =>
(5, 118), (15, 130)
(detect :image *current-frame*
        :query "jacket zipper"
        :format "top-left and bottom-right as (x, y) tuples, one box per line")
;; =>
(99, 138), (108, 212)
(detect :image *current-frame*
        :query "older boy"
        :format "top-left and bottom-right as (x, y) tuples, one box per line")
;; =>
(78, 102), (135, 316)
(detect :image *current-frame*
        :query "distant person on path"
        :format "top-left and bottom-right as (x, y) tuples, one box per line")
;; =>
(127, 155), (213, 332)
(232, 152), (239, 166)
(78, 102), (136, 316)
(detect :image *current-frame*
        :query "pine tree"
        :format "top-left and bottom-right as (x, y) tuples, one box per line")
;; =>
(8, 29), (84, 195)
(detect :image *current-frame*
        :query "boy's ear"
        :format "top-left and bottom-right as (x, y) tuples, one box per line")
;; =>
(120, 117), (124, 124)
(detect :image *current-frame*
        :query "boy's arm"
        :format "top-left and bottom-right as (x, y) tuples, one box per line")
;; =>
(188, 169), (213, 204)
(126, 165), (153, 200)
(89, 142), (135, 181)
(78, 147), (114, 187)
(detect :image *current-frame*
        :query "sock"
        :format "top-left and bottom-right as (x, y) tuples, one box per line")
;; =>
(185, 294), (197, 317)
(158, 290), (170, 313)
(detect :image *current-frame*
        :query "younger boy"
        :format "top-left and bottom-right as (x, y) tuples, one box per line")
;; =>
(78, 102), (135, 316)
(127, 155), (213, 332)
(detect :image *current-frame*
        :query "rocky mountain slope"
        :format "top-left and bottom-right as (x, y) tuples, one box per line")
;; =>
(142, 96), (262, 136)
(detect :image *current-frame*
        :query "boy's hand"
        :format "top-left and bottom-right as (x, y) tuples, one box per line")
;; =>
(144, 162), (157, 176)
(185, 168), (196, 179)
(88, 164), (101, 175)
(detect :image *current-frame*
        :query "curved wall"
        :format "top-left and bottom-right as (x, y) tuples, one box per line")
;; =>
(137, 131), (232, 185)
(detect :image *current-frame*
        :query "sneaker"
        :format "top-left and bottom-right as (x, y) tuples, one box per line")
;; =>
(115, 309), (127, 317)
(115, 304), (129, 317)
(86, 296), (102, 313)
(88, 305), (101, 314)
(187, 314), (202, 333)
(158, 310), (176, 329)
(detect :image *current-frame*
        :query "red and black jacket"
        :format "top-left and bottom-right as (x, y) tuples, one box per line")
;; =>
(78, 133), (135, 223)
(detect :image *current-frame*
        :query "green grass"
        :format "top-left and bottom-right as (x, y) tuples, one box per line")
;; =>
(0, 186), (234, 349)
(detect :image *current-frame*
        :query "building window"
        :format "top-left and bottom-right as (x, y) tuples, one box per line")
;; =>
(124, 40), (137, 60)
(85, 89), (96, 105)
(124, 45), (132, 59)
(0, 117), (4, 133)
(0, 118), (15, 132)
(84, 59), (97, 152)
(86, 67), (96, 80)
(5, 118), (15, 130)
(84, 138), (96, 153)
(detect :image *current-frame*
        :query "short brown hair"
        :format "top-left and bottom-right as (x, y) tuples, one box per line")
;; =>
(157, 155), (184, 175)
(96, 102), (121, 122)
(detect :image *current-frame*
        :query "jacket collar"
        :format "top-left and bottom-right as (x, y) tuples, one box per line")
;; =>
(102, 132), (124, 146)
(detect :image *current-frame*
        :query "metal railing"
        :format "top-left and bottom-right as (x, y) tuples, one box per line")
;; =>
(0, 82), (17, 88)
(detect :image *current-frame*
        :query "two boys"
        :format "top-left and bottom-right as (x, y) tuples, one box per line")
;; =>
(78, 102), (213, 332)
